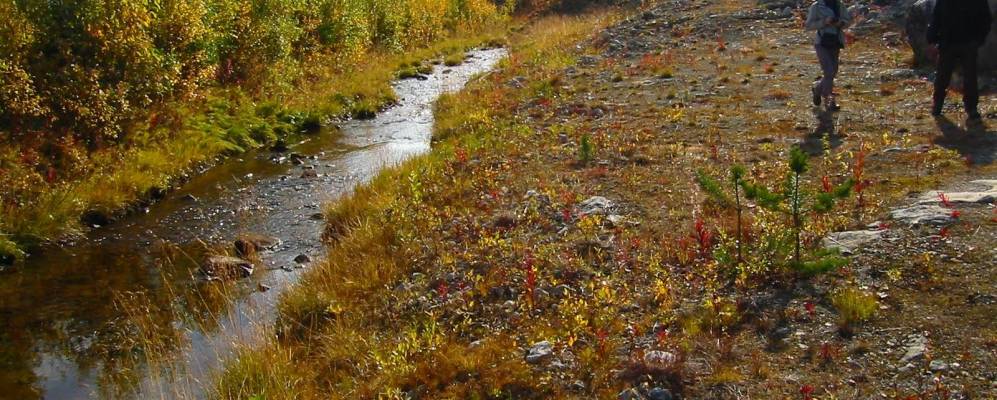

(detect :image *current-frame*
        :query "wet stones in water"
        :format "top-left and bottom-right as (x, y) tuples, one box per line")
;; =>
(271, 139), (289, 152)
(234, 234), (281, 258)
(294, 254), (311, 264)
(81, 209), (114, 227)
(201, 256), (253, 280)
(290, 153), (306, 165)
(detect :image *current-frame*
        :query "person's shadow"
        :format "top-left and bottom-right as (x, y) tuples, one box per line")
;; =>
(800, 108), (844, 156)
(933, 116), (996, 165)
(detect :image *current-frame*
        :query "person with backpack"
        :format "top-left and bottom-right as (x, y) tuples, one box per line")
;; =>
(805, 0), (852, 111)
(928, 0), (992, 121)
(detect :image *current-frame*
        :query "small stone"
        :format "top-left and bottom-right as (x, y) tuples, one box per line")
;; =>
(618, 388), (644, 400)
(929, 360), (948, 371)
(525, 341), (553, 364)
(201, 256), (253, 279)
(648, 387), (673, 400)
(294, 254), (311, 264)
(900, 334), (928, 364)
(257, 283), (271, 292)
(643, 350), (677, 368)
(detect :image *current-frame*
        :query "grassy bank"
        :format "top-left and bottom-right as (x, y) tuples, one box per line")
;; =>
(215, 10), (625, 399)
(0, 0), (512, 262)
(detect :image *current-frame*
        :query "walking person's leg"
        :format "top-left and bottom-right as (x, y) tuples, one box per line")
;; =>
(959, 44), (981, 119)
(826, 46), (841, 110)
(933, 46), (957, 115)
(814, 45), (833, 107)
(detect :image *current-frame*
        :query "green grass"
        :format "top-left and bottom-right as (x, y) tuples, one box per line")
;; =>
(831, 287), (878, 330)
(444, 50), (467, 66)
(0, 24), (512, 262)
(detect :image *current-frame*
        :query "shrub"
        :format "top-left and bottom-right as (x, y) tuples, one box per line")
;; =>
(578, 133), (593, 165)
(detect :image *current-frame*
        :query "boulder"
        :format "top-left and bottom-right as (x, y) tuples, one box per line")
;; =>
(890, 204), (956, 226)
(822, 230), (884, 255)
(916, 181), (997, 205)
(201, 256), (253, 279)
(234, 234), (281, 257)
(906, 0), (997, 72)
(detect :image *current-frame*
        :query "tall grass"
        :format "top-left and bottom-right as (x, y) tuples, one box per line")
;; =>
(215, 9), (621, 398)
(0, 1), (512, 260)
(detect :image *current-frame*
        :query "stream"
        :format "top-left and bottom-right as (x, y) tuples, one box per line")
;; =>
(0, 48), (506, 400)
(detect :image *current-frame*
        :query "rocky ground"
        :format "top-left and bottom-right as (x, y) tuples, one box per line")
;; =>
(514, 0), (997, 396)
(231, 1), (996, 398)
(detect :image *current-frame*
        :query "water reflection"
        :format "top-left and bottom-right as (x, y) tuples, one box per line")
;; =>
(0, 48), (507, 399)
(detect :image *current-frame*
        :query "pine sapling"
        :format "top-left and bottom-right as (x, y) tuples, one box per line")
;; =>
(578, 133), (593, 166)
(741, 147), (855, 274)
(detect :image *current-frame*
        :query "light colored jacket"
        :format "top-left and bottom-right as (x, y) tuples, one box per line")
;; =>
(805, 0), (852, 47)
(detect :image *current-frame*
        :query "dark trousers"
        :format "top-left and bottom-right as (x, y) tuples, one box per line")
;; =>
(815, 44), (840, 98)
(933, 42), (980, 113)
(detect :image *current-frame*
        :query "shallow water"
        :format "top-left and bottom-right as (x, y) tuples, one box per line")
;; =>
(0, 48), (506, 400)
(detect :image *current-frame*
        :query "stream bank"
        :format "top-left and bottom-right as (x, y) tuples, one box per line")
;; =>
(0, 47), (506, 400)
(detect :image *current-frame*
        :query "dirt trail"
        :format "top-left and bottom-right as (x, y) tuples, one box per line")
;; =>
(512, 0), (996, 396)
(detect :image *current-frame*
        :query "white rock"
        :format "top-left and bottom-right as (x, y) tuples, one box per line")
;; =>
(822, 230), (884, 255)
(525, 341), (553, 364)
(890, 204), (955, 226)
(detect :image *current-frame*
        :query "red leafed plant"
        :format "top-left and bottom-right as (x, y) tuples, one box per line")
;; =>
(692, 217), (713, 259)
(524, 253), (537, 307)
(938, 192), (953, 208)
(800, 384), (815, 400)
(804, 301), (816, 318)
(436, 281), (449, 301)
(853, 145), (867, 207)
(596, 328), (609, 355)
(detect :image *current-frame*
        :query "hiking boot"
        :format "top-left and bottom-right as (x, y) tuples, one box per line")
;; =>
(825, 98), (840, 112)
(811, 85), (821, 107)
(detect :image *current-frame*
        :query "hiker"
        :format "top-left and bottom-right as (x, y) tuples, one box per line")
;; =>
(805, 0), (852, 111)
(928, 0), (992, 121)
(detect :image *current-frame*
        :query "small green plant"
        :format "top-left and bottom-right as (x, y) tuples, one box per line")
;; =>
(444, 51), (466, 66)
(0, 234), (26, 265)
(578, 133), (594, 165)
(397, 65), (420, 79)
(741, 147), (854, 274)
(696, 165), (747, 271)
(299, 112), (322, 133)
(831, 287), (877, 332)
